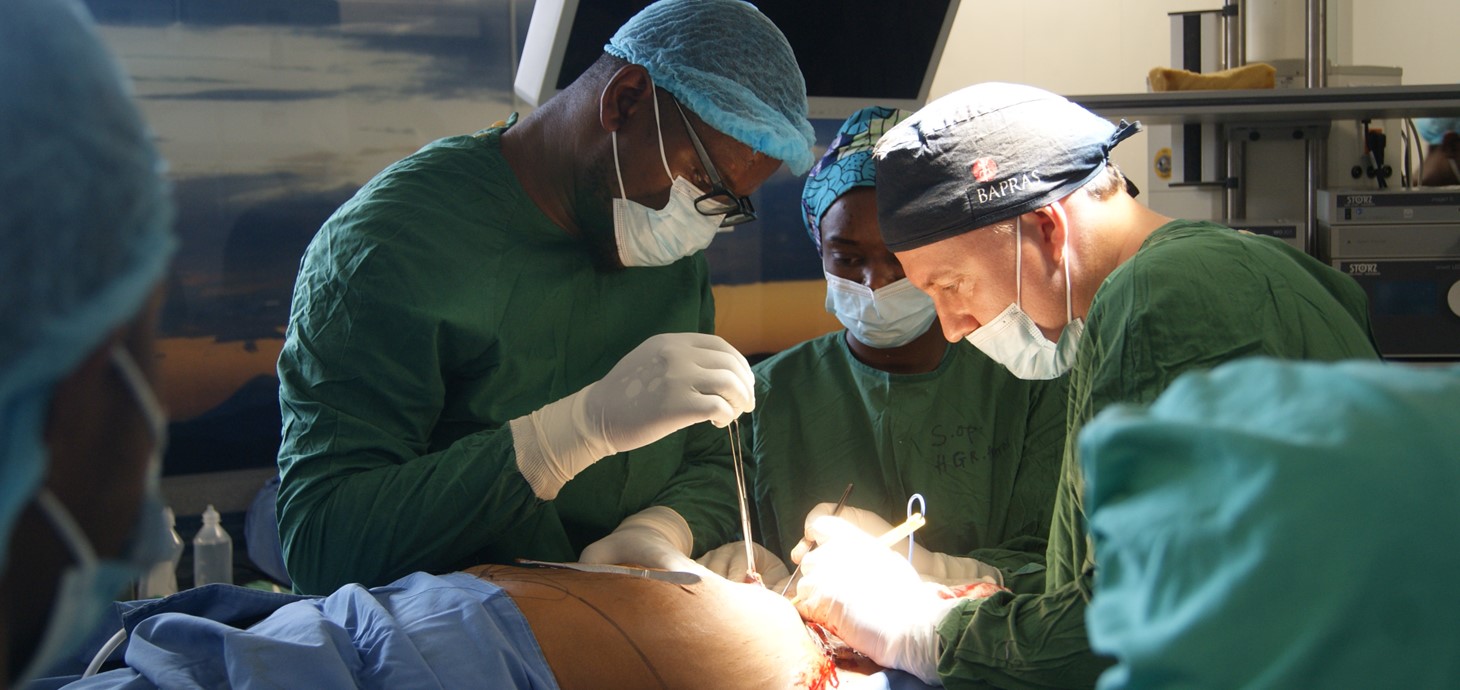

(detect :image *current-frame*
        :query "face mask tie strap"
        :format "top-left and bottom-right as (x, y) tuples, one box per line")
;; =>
(1018, 213), (1075, 323)
(611, 131), (629, 201)
(1014, 217), (1023, 309)
(610, 76), (675, 204)
(35, 490), (98, 566)
(1063, 225), (1074, 323)
(647, 78), (673, 183)
(110, 345), (167, 447)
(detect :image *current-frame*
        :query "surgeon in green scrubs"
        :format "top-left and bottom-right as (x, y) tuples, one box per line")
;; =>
(742, 107), (1064, 589)
(275, 0), (816, 595)
(788, 83), (1380, 689)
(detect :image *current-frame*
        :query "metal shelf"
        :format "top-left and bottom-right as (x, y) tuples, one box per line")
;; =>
(1070, 84), (1460, 125)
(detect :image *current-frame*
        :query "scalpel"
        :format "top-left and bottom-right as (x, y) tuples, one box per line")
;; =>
(515, 559), (702, 586)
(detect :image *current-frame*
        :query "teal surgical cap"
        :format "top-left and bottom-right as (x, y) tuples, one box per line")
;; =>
(0, 0), (176, 571)
(1082, 359), (1460, 688)
(606, 0), (816, 175)
(801, 106), (910, 251)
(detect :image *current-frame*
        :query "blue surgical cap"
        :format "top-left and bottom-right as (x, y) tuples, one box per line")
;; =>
(801, 106), (910, 251)
(1416, 117), (1460, 146)
(0, 0), (176, 571)
(606, 0), (816, 175)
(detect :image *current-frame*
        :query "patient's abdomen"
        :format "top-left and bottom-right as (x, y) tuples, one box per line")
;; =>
(467, 564), (840, 689)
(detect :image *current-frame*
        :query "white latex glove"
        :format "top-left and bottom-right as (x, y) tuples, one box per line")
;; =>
(792, 503), (1003, 587)
(696, 540), (792, 588)
(794, 516), (960, 686)
(511, 333), (754, 499)
(579, 506), (713, 577)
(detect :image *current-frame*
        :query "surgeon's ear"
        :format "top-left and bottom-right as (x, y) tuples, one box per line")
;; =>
(1029, 204), (1072, 263)
(599, 64), (654, 134)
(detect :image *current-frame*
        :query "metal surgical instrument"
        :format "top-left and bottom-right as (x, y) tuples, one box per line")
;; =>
(515, 559), (703, 586)
(780, 483), (854, 596)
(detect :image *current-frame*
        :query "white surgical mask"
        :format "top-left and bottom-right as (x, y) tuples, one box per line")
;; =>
(611, 82), (725, 267)
(825, 273), (937, 349)
(965, 218), (1085, 380)
(16, 345), (173, 686)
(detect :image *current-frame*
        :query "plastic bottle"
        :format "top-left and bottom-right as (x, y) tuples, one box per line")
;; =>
(192, 505), (233, 586)
(136, 507), (184, 598)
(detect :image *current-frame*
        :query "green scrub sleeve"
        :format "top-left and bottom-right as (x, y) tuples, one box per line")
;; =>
(277, 267), (549, 593)
(966, 536), (1049, 596)
(278, 129), (742, 594)
(279, 238), (740, 591)
(1074, 226), (1379, 431)
(276, 210), (562, 594)
(1050, 228), (1380, 588)
(935, 570), (1113, 690)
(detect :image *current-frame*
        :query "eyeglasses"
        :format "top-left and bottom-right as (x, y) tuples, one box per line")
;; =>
(671, 99), (757, 228)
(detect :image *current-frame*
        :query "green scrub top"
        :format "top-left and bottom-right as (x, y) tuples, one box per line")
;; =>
(276, 121), (737, 594)
(935, 220), (1380, 689)
(748, 332), (1065, 585)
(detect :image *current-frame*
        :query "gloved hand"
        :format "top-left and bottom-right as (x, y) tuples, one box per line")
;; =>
(793, 516), (961, 685)
(511, 333), (754, 499)
(696, 540), (792, 588)
(579, 506), (712, 577)
(792, 503), (1004, 587)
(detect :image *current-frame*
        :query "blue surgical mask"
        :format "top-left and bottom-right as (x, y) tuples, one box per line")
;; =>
(15, 345), (172, 686)
(965, 218), (1084, 380)
(611, 81), (725, 268)
(824, 273), (938, 349)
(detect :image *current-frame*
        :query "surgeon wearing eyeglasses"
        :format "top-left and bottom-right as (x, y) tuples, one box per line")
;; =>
(275, 0), (816, 594)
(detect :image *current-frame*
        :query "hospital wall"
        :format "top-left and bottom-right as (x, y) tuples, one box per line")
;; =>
(928, 0), (1460, 197)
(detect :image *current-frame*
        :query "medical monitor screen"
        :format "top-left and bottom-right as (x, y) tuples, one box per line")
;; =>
(531, 0), (958, 118)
